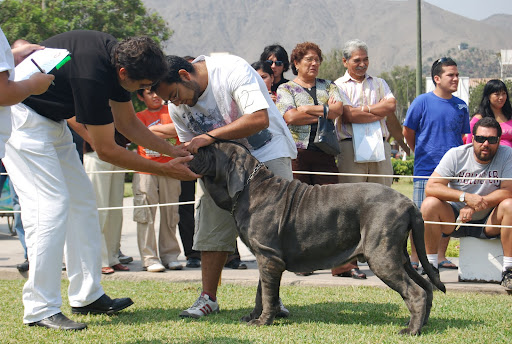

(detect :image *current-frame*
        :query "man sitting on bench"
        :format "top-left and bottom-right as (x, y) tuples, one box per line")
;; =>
(421, 117), (512, 289)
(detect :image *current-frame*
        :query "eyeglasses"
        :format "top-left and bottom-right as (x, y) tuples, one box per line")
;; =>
(169, 86), (180, 105)
(474, 135), (499, 144)
(265, 60), (283, 66)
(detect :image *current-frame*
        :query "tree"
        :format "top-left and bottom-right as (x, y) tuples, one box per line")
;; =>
(318, 48), (345, 81)
(0, 0), (172, 45)
(379, 66), (417, 124)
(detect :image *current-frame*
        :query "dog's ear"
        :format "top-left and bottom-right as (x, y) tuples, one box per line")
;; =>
(215, 143), (246, 199)
(189, 145), (216, 176)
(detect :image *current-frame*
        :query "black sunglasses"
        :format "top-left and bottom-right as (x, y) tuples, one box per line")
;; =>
(265, 60), (283, 66)
(474, 135), (499, 144)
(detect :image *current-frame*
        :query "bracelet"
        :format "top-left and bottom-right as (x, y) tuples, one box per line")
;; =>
(361, 106), (364, 112)
(367, 105), (371, 113)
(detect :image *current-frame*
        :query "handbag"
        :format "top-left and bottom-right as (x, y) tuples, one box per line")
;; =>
(313, 104), (341, 156)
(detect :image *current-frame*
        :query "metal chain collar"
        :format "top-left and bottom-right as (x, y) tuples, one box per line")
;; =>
(230, 162), (265, 215)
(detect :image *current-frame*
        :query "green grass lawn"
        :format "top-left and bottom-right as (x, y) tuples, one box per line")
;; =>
(1, 280), (510, 343)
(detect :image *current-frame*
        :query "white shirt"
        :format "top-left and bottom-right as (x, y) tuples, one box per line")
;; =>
(169, 55), (296, 162)
(0, 28), (15, 158)
(334, 71), (394, 140)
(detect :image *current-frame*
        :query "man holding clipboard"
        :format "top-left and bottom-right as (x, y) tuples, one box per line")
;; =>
(3, 30), (200, 330)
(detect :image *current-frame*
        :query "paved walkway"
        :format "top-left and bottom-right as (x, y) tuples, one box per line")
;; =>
(0, 198), (508, 294)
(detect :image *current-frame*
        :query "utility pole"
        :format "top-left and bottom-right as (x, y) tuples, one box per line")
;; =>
(416, 0), (422, 96)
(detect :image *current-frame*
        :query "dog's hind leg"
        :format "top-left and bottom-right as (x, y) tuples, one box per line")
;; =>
(402, 245), (433, 326)
(369, 259), (427, 335)
(241, 279), (263, 322)
(246, 256), (285, 326)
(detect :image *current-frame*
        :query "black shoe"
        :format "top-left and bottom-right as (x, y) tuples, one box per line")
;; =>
(28, 312), (87, 330)
(186, 257), (201, 268)
(224, 258), (247, 269)
(118, 251), (133, 264)
(71, 294), (133, 315)
(17, 259), (29, 272)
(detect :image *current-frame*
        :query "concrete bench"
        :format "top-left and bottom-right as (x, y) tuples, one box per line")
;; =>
(458, 237), (503, 283)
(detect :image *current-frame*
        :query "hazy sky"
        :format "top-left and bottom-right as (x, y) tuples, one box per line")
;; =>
(424, 0), (512, 21)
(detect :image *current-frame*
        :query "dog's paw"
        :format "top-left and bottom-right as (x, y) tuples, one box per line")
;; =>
(398, 328), (420, 336)
(246, 319), (264, 326)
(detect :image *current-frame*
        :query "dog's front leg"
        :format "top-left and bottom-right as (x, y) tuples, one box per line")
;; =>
(241, 280), (263, 322)
(246, 257), (284, 326)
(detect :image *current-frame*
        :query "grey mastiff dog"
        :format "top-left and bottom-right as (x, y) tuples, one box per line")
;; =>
(189, 142), (445, 335)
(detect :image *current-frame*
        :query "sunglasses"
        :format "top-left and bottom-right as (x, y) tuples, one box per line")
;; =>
(265, 60), (284, 66)
(432, 57), (449, 68)
(474, 135), (499, 144)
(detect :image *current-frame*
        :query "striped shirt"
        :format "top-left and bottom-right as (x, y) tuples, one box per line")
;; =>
(334, 71), (394, 140)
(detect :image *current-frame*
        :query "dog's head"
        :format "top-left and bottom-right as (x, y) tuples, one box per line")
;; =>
(189, 142), (259, 211)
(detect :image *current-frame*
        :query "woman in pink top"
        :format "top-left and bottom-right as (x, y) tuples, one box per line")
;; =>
(467, 79), (512, 147)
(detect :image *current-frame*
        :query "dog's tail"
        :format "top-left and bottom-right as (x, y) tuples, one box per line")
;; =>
(410, 205), (446, 293)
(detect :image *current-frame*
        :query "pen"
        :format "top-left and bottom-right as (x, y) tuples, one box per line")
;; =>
(30, 58), (55, 86)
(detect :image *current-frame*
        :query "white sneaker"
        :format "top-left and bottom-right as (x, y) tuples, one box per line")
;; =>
(180, 293), (219, 318)
(167, 261), (183, 270)
(146, 263), (165, 272)
(277, 298), (290, 318)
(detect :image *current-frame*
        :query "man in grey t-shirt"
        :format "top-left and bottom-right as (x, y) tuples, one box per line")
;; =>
(421, 117), (512, 289)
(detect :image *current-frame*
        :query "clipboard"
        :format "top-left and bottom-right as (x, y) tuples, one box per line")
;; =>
(14, 48), (70, 81)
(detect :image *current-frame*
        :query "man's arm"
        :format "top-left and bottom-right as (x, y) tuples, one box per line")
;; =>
(0, 70), (54, 106)
(186, 109), (270, 153)
(426, 171), (489, 213)
(149, 123), (177, 139)
(386, 112), (410, 155)
(67, 116), (93, 148)
(343, 97), (396, 124)
(110, 100), (188, 158)
(402, 126), (416, 152)
(86, 122), (199, 180)
(482, 180), (512, 209)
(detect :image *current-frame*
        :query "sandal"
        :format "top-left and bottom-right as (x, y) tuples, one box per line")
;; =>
(411, 261), (419, 270)
(101, 267), (114, 274)
(439, 260), (458, 269)
(335, 268), (366, 279)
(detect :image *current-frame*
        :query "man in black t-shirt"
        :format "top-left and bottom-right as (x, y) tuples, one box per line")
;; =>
(3, 30), (199, 331)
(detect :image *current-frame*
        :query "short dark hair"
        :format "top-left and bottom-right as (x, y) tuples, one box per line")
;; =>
(431, 57), (457, 85)
(473, 117), (502, 137)
(136, 88), (145, 97)
(112, 36), (167, 82)
(476, 79), (512, 121)
(259, 44), (290, 74)
(290, 42), (323, 75)
(157, 55), (195, 85)
(251, 61), (273, 76)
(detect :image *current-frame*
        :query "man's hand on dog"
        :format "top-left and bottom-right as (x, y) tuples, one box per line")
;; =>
(186, 134), (216, 154)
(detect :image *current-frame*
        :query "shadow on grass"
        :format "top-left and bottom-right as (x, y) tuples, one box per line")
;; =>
(123, 338), (253, 344)
(93, 300), (480, 335)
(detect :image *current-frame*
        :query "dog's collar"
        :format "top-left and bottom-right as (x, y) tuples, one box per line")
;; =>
(231, 162), (265, 215)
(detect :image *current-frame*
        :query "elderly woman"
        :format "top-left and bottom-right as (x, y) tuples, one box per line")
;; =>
(276, 42), (343, 275)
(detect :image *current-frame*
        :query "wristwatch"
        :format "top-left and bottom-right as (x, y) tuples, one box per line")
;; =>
(459, 192), (466, 203)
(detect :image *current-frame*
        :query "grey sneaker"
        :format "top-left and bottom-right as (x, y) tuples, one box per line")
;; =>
(501, 267), (512, 289)
(276, 298), (290, 318)
(180, 293), (219, 318)
(118, 251), (133, 264)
